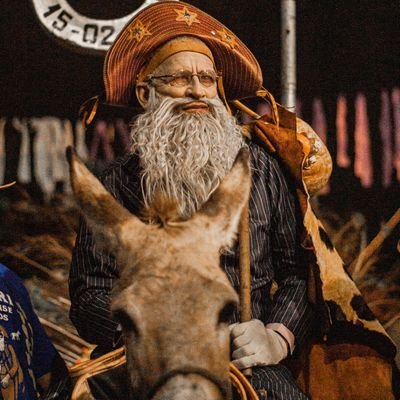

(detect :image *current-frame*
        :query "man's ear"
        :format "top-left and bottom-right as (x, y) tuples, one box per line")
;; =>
(136, 83), (150, 108)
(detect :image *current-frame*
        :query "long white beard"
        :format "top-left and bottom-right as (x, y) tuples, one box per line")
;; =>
(130, 89), (245, 219)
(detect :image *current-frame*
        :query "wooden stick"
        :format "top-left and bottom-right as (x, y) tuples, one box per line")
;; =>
(239, 204), (252, 322)
(352, 208), (400, 279)
(239, 204), (252, 377)
(0, 181), (16, 189)
(53, 343), (80, 361)
(39, 317), (91, 348)
(1, 247), (65, 282)
(53, 345), (77, 365)
(232, 100), (260, 120)
(384, 314), (400, 330)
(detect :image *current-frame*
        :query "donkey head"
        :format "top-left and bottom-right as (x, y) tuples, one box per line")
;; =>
(68, 148), (251, 400)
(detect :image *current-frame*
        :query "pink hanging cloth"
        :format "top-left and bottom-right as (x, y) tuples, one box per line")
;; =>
(392, 87), (400, 181)
(312, 98), (327, 144)
(311, 97), (330, 194)
(336, 94), (351, 168)
(354, 93), (373, 188)
(379, 90), (393, 188)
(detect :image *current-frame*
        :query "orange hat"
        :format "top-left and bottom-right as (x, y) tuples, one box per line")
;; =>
(104, 1), (263, 106)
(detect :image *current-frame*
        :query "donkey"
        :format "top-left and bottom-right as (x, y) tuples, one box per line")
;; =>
(67, 147), (251, 400)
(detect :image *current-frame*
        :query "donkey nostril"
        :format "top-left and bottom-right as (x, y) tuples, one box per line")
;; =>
(112, 309), (140, 337)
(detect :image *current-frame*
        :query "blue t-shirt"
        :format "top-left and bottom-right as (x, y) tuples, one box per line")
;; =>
(0, 263), (57, 400)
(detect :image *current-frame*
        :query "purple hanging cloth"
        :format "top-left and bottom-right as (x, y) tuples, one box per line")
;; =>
(89, 120), (114, 163)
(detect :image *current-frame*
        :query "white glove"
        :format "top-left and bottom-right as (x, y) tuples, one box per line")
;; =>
(1, 374), (10, 389)
(230, 319), (288, 369)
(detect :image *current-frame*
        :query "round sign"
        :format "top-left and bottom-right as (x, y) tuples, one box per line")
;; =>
(31, 0), (178, 54)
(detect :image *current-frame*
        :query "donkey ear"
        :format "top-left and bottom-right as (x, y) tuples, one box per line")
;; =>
(196, 147), (251, 248)
(67, 147), (146, 253)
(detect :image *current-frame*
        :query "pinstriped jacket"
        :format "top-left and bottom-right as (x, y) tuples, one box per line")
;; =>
(69, 140), (314, 352)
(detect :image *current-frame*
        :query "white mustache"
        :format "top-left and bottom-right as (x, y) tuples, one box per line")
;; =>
(149, 94), (223, 116)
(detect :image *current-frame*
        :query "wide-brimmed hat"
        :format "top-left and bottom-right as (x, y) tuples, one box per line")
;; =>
(104, 1), (263, 106)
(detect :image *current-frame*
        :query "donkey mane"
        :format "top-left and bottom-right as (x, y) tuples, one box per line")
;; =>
(141, 193), (182, 227)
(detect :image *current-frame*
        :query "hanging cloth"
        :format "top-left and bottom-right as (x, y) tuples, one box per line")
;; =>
(114, 118), (132, 155)
(62, 119), (74, 193)
(312, 98), (327, 144)
(12, 117), (32, 184)
(336, 94), (351, 168)
(311, 98), (329, 194)
(89, 120), (114, 163)
(380, 90), (393, 188)
(75, 120), (89, 162)
(354, 93), (373, 188)
(31, 117), (55, 202)
(392, 87), (400, 182)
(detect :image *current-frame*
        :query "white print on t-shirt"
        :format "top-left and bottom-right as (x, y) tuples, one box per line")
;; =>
(0, 291), (15, 323)
(0, 291), (13, 306)
(11, 332), (21, 341)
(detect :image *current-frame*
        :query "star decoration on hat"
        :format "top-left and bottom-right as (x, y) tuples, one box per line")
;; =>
(128, 20), (152, 42)
(217, 28), (237, 49)
(175, 6), (200, 26)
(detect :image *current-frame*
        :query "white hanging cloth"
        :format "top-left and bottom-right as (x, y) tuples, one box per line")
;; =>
(12, 117), (32, 184)
(31, 117), (55, 202)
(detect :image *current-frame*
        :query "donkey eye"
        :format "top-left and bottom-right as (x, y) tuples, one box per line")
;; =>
(218, 301), (237, 325)
(113, 309), (139, 336)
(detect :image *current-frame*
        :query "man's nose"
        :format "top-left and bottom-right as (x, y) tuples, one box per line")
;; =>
(185, 76), (206, 98)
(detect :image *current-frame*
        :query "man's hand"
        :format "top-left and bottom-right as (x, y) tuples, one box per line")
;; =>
(1, 373), (10, 389)
(230, 319), (288, 369)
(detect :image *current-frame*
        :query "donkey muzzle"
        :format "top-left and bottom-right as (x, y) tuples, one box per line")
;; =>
(147, 366), (231, 400)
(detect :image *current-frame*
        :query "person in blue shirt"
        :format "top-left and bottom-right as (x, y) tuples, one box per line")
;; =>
(0, 263), (71, 400)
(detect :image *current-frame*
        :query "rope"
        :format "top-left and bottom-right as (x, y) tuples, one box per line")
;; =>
(230, 363), (260, 400)
(69, 348), (260, 400)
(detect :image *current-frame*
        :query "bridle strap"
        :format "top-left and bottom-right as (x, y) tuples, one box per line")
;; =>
(146, 366), (230, 400)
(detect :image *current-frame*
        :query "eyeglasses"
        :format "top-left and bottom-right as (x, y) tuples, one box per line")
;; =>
(145, 70), (219, 87)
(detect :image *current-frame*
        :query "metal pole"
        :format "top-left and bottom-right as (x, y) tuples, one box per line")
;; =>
(281, 0), (296, 110)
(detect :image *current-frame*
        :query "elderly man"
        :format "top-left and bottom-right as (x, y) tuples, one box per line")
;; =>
(70, 2), (313, 399)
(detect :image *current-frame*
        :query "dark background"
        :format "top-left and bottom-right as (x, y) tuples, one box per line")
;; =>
(1, 1), (399, 117)
(0, 0), (399, 238)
